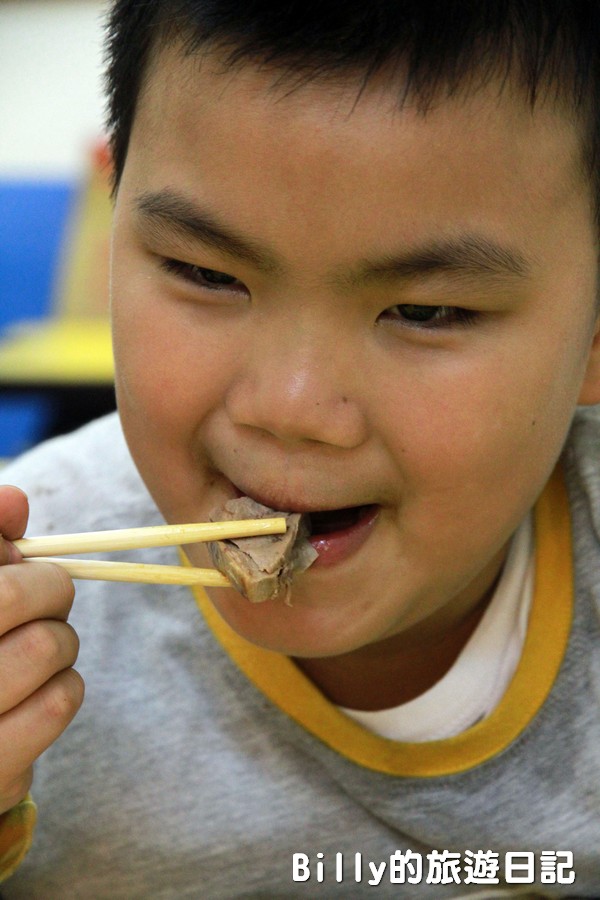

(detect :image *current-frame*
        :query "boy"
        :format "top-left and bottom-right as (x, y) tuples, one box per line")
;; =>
(0, 0), (599, 894)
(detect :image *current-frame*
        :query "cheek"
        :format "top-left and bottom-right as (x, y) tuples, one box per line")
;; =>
(375, 344), (575, 501)
(110, 269), (241, 522)
(111, 268), (236, 432)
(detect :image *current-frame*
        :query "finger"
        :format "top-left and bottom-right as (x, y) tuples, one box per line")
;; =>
(0, 668), (84, 804)
(0, 486), (29, 565)
(0, 486), (29, 541)
(0, 562), (75, 636)
(0, 620), (80, 715)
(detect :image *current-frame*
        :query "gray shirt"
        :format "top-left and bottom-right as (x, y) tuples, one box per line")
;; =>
(1, 411), (599, 898)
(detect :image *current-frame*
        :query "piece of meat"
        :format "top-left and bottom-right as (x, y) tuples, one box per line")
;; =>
(208, 497), (318, 603)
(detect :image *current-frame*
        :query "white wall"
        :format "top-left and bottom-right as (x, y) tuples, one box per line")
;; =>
(0, 0), (109, 179)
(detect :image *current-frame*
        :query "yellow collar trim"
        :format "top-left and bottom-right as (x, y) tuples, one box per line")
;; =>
(190, 467), (573, 777)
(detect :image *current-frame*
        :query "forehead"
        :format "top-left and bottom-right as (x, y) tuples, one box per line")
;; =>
(121, 42), (594, 289)
(134, 41), (586, 184)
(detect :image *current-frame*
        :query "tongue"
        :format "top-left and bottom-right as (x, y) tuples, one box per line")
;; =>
(309, 506), (364, 535)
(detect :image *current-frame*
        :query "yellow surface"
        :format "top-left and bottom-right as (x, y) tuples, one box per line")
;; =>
(0, 319), (113, 385)
(0, 142), (114, 391)
(55, 160), (112, 320)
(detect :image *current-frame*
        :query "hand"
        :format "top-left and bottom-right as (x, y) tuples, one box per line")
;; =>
(0, 485), (84, 815)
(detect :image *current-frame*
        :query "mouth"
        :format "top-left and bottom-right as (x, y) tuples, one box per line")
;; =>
(306, 504), (379, 566)
(230, 483), (379, 566)
(307, 504), (377, 536)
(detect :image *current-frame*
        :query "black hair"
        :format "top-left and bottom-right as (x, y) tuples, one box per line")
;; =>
(104, 0), (600, 219)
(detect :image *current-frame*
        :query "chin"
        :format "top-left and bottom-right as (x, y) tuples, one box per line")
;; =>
(205, 584), (381, 658)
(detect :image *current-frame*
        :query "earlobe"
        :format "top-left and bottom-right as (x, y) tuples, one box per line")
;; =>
(578, 317), (600, 406)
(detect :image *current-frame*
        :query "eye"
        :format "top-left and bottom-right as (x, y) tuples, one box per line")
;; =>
(160, 259), (248, 294)
(379, 304), (478, 328)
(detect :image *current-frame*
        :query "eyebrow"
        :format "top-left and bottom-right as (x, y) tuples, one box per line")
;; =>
(134, 188), (530, 286)
(135, 190), (282, 274)
(341, 235), (530, 288)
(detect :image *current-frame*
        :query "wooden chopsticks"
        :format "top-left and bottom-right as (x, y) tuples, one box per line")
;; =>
(13, 518), (287, 586)
(21, 557), (233, 586)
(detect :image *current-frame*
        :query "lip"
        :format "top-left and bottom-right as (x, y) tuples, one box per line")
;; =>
(229, 482), (330, 515)
(224, 479), (380, 567)
(308, 504), (379, 567)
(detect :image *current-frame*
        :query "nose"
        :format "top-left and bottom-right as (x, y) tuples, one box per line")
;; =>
(224, 317), (368, 449)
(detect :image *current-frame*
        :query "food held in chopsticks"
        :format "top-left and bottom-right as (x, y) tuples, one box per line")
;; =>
(208, 498), (318, 603)
(14, 517), (287, 586)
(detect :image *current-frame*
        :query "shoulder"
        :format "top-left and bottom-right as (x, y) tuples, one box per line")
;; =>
(562, 405), (600, 560)
(568, 404), (600, 454)
(1, 413), (160, 535)
(564, 406), (600, 499)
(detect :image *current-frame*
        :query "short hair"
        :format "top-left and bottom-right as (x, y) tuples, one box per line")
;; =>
(104, 0), (600, 219)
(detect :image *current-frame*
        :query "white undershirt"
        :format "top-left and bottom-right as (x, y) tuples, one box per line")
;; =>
(340, 515), (534, 741)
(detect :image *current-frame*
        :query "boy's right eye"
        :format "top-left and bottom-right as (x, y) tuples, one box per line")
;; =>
(160, 258), (248, 294)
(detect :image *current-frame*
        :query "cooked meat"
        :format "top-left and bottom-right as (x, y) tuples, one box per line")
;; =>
(208, 497), (318, 603)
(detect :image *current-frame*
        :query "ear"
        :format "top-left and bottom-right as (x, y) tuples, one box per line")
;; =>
(578, 316), (600, 405)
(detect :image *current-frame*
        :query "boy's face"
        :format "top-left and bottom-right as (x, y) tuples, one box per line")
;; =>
(111, 46), (600, 657)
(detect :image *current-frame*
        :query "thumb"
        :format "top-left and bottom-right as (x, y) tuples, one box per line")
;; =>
(0, 486), (30, 564)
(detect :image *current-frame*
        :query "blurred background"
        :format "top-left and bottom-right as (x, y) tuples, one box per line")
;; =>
(0, 0), (114, 462)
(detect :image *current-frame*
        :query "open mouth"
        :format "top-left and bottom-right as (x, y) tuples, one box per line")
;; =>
(230, 482), (376, 534)
(228, 481), (379, 564)
(307, 503), (379, 565)
(307, 504), (377, 536)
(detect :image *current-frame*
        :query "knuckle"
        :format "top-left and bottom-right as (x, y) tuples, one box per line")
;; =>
(64, 623), (81, 664)
(42, 669), (85, 723)
(21, 621), (64, 669)
(41, 562), (76, 606)
(0, 562), (75, 628)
